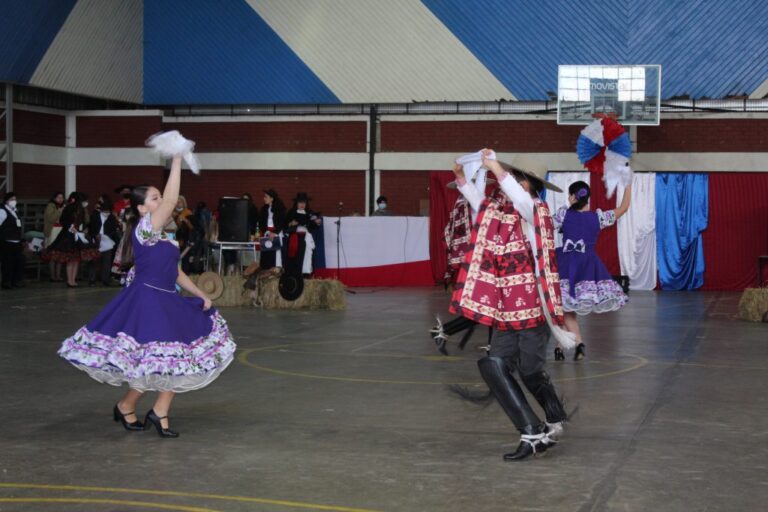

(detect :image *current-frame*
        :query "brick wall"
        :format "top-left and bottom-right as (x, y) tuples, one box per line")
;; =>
(75, 166), (165, 205)
(380, 120), (583, 152)
(380, 171), (430, 216)
(12, 109), (65, 146)
(638, 119), (768, 152)
(77, 116), (163, 147)
(178, 170), (366, 216)
(163, 121), (367, 152)
(12, 164), (65, 199)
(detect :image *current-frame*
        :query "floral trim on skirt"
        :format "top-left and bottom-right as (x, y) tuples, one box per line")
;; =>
(560, 279), (627, 315)
(58, 311), (236, 393)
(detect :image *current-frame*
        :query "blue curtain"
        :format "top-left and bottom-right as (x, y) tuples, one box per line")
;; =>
(655, 173), (708, 290)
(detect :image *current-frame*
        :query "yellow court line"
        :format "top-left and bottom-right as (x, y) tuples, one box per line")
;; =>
(0, 498), (221, 511)
(555, 354), (649, 382)
(238, 348), (649, 385)
(0, 484), (382, 512)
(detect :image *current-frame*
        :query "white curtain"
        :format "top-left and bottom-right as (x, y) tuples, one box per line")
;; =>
(545, 171), (590, 247)
(617, 173), (657, 290)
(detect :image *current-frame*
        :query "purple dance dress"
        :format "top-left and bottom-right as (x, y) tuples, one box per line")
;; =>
(553, 206), (628, 315)
(59, 215), (236, 392)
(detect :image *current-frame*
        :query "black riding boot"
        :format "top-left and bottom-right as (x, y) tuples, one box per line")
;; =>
(478, 357), (548, 461)
(521, 370), (567, 424)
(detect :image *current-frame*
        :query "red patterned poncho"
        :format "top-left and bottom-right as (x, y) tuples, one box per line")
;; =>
(450, 189), (565, 331)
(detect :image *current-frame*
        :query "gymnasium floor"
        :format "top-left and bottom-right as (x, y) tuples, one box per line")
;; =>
(0, 284), (765, 511)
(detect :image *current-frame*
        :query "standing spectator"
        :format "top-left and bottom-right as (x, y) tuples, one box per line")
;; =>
(0, 192), (26, 289)
(372, 195), (393, 216)
(88, 195), (121, 286)
(44, 191), (65, 281)
(242, 192), (259, 238)
(258, 189), (286, 271)
(43, 192), (99, 287)
(113, 185), (133, 220)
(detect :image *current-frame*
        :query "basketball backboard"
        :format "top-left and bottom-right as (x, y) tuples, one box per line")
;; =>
(557, 65), (661, 125)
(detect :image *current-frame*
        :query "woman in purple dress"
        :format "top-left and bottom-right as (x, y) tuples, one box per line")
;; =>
(58, 155), (236, 437)
(552, 181), (630, 361)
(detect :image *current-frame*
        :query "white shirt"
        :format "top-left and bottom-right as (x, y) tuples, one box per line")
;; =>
(98, 212), (115, 252)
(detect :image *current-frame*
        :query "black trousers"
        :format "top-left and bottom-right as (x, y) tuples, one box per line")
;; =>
(88, 250), (114, 285)
(480, 323), (567, 428)
(0, 241), (25, 287)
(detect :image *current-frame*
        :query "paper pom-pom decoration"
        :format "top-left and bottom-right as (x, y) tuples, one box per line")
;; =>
(576, 117), (632, 198)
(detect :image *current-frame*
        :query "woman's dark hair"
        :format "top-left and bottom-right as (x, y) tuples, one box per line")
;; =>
(511, 170), (544, 198)
(67, 191), (79, 203)
(99, 194), (114, 212)
(119, 185), (151, 270)
(569, 181), (590, 211)
(3, 191), (16, 203)
(49, 191), (64, 204)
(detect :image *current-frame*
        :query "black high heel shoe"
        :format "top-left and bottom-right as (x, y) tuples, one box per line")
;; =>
(554, 347), (565, 361)
(144, 409), (179, 438)
(113, 404), (143, 431)
(574, 343), (586, 361)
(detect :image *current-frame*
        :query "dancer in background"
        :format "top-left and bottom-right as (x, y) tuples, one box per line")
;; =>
(552, 181), (630, 362)
(58, 134), (236, 438)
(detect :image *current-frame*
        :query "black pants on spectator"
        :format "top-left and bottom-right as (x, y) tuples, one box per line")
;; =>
(0, 241), (25, 288)
(88, 250), (114, 285)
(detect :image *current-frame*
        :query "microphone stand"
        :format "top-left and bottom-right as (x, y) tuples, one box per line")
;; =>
(334, 204), (356, 294)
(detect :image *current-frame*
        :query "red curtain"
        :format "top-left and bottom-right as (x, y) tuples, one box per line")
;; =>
(429, 171), (460, 284)
(702, 173), (768, 290)
(589, 173), (621, 275)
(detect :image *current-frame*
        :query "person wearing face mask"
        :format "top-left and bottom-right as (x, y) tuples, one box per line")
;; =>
(44, 191), (66, 282)
(42, 192), (100, 287)
(0, 192), (26, 289)
(113, 185), (133, 220)
(371, 195), (393, 216)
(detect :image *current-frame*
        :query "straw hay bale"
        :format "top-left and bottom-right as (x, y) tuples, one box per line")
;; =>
(738, 288), (768, 322)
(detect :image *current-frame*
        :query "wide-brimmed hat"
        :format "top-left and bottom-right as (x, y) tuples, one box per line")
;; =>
(293, 192), (311, 203)
(447, 177), (496, 190)
(197, 271), (224, 300)
(498, 155), (563, 193)
(279, 273), (304, 301)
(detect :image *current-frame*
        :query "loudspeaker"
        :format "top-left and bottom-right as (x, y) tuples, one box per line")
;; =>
(218, 197), (249, 242)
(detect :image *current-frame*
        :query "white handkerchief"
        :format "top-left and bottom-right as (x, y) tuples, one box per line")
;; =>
(456, 150), (496, 183)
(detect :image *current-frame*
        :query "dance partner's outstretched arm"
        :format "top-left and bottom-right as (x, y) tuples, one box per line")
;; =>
(150, 155), (182, 232)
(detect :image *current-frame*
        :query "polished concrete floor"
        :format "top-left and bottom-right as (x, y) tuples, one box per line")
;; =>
(0, 283), (766, 512)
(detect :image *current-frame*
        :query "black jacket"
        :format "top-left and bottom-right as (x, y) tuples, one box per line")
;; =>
(88, 210), (121, 244)
(259, 203), (287, 233)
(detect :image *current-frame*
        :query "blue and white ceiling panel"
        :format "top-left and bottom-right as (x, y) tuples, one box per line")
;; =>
(0, 0), (77, 83)
(1, 0), (767, 105)
(143, 0), (340, 105)
(30, 0), (143, 104)
(246, 0), (514, 103)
